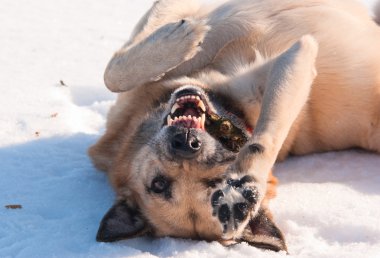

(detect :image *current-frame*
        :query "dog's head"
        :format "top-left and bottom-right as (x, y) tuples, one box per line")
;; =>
(96, 83), (286, 251)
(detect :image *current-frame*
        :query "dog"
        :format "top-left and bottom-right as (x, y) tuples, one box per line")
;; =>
(89, 0), (380, 252)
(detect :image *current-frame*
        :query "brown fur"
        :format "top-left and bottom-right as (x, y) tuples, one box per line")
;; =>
(89, 0), (380, 250)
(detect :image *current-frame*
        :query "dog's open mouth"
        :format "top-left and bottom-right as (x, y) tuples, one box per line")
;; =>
(164, 89), (250, 152)
(166, 94), (207, 130)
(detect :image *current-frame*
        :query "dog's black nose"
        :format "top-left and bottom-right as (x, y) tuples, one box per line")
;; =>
(170, 132), (202, 158)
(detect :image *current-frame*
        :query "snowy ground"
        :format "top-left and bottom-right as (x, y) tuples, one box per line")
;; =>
(1, 0), (380, 257)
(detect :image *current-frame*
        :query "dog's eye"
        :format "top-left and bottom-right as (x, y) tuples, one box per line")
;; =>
(151, 176), (170, 194)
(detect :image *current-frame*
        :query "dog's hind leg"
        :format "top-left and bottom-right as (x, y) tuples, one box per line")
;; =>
(210, 35), (318, 249)
(105, 1), (268, 93)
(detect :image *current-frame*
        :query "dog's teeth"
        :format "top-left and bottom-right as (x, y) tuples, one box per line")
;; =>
(201, 113), (206, 129)
(167, 115), (172, 126)
(198, 101), (206, 112)
(195, 96), (200, 100)
(192, 117), (199, 128)
(190, 96), (195, 99)
(171, 103), (180, 114)
(187, 115), (192, 119)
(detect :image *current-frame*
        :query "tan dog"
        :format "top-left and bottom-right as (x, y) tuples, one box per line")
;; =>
(89, 0), (380, 252)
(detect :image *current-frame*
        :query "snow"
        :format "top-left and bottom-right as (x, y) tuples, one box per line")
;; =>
(1, 0), (380, 257)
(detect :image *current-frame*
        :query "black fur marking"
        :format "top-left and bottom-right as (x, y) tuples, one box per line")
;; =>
(203, 178), (223, 188)
(240, 175), (253, 184)
(218, 204), (230, 223)
(248, 143), (265, 154)
(226, 175), (253, 189)
(227, 178), (242, 189)
(242, 187), (259, 204)
(211, 190), (224, 208)
(233, 202), (249, 222)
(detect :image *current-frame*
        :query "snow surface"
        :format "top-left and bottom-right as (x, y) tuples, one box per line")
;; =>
(1, 0), (380, 257)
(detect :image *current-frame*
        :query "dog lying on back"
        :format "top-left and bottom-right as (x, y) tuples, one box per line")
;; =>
(89, 0), (380, 252)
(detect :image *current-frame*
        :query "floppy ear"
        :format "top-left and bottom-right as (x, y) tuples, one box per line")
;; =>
(96, 201), (149, 242)
(240, 209), (287, 253)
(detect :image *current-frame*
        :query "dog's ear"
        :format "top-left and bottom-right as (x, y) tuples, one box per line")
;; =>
(96, 201), (149, 242)
(240, 209), (287, 253)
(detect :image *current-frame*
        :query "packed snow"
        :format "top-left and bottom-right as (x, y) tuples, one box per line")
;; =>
(1, 0), (380, 257)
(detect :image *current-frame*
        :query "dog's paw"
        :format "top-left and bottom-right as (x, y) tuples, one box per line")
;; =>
(211, 175), (260, 239)
(146, 19), (209, 64)
(165, 19), (209, 60)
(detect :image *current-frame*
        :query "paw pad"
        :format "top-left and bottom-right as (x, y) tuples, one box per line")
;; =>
(211, 175), (259, 234)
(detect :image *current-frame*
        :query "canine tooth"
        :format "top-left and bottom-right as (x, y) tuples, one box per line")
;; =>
(196, 118), (201, 128)
(171, 103), (180, 114)
(167, 116), (172, 126)
(198, 101), (206, 112)
(201, 113), (206, 129)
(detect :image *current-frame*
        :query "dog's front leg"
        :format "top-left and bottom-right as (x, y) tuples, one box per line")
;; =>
(104, 19), (209, 92)
(211, 35), (318, 245)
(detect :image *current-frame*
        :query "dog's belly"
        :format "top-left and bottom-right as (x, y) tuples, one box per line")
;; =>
(287, 78), (380, 155)
(247, 1), (380, 155)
